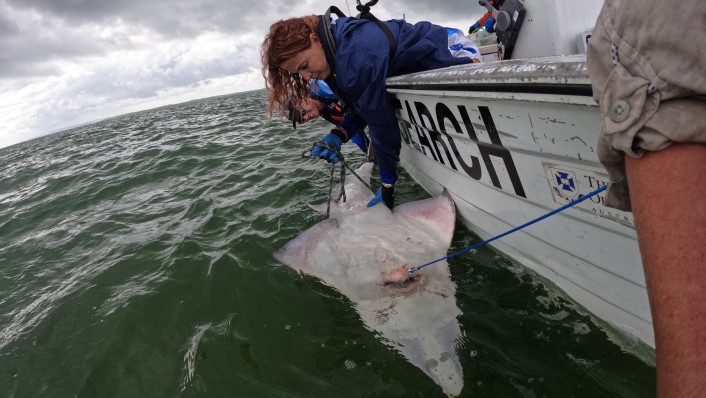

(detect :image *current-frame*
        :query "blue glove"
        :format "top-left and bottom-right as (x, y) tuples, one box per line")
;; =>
(367, 185), (395, 209)
(310, 133), (343, 164)
(484, 17), (496, 33)
(367, 187), (384, 208)
(349, 132), (368, 154)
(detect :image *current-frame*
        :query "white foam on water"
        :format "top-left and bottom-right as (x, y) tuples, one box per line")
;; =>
(180, 322), (211, 391)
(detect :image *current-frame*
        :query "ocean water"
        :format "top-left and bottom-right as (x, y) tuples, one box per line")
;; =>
(0, 90), (655, 397)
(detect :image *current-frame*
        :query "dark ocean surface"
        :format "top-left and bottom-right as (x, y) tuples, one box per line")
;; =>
(0, 90), (655, 397)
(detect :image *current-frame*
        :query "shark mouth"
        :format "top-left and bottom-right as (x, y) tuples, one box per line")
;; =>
(382, 273), (425, 294)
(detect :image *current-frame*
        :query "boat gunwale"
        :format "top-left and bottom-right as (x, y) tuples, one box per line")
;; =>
(387, 55), (592, 93)
(386, 82), (593, 96)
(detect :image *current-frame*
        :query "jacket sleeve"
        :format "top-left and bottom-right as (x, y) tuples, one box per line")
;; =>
(335, 107), (367, 141)
(353, 68), (400, 186)
(328, 77), (397, 183)
(335, 24), (401, 186)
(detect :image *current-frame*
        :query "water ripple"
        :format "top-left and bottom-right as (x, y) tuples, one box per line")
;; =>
(0, 90), (655, 397)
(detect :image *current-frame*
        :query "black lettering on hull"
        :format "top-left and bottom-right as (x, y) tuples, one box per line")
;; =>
(397, 98), (526, 198)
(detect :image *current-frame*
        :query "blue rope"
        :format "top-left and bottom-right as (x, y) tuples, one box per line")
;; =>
(408, 184), (608, 274)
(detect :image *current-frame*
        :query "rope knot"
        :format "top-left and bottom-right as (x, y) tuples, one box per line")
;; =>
(356, 0), (378, 15)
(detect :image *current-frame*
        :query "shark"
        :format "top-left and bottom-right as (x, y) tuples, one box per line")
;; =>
(274, 162), (464, 396)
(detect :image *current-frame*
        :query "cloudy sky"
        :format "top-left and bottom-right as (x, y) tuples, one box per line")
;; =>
(0, 0), (479, 148)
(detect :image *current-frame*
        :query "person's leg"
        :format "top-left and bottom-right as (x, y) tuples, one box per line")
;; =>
(625, 142), (706, 397)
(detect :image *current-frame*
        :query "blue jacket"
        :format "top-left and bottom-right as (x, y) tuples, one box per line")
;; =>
(323, 17), (471, 185)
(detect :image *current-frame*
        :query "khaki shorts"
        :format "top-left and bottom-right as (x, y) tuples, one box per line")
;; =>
(587, 0), (706, 211)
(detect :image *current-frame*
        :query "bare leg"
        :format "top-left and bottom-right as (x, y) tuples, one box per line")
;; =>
(625, 142), (706, 398)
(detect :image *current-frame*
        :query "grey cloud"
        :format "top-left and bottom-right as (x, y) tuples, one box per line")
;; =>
(0, 4), (141, 79)
(5, 0), (276, 37)
(389, 0), (474, 15)
(65, 43), (254, 101)
(0, 10), (19, 34)
(0, 0), (282, 80)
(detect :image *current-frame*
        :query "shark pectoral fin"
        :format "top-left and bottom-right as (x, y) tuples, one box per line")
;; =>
(308, 203), (328, 214)
(352, 161), (375, 180)
(273, 218), (339, 272)
(392, 191), (456, 245)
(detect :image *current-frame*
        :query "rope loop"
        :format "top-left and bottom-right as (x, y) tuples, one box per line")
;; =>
(301, 141), (374, 217)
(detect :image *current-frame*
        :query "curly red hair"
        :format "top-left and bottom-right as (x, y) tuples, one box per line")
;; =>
(261, 16), (320, 118)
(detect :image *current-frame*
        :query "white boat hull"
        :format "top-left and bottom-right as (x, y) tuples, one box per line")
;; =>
(387, 56), (654, 348)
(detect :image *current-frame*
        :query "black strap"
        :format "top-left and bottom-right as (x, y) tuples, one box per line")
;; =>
(317, 9), (349, 106)
(317, 8), (342, 73)
(355, 8), (397, 63)
(319, 5), (397, 66)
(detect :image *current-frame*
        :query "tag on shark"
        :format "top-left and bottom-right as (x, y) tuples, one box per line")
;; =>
(274, 162), (464, 396)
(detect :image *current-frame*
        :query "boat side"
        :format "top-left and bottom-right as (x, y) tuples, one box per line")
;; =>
(387, 56), (654, 348)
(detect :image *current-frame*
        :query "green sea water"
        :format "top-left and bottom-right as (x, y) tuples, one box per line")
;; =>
(0, 90), (655, 397)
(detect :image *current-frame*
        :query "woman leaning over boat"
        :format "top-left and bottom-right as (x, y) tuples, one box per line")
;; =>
(261, 14), (472, 209)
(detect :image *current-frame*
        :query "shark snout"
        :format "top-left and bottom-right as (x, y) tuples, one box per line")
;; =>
(381, 266), (424, 294)
(381, 265), (410, 283)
